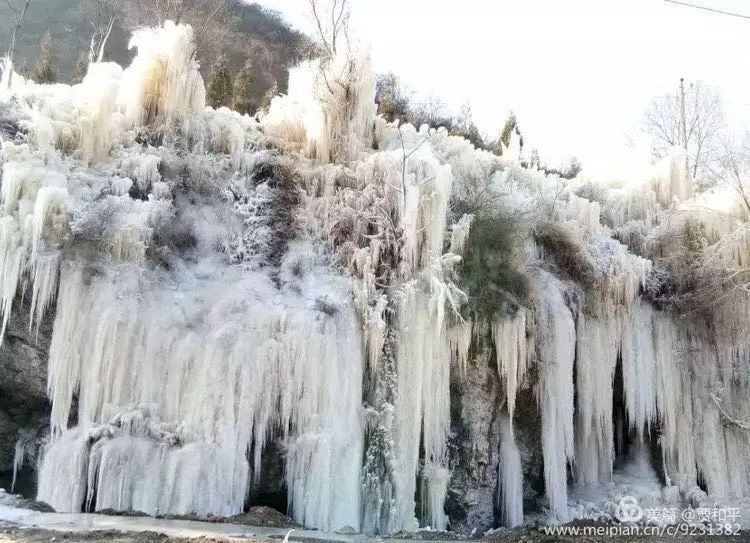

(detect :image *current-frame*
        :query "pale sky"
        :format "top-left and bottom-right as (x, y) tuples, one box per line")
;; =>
(253, 0), (750, 172)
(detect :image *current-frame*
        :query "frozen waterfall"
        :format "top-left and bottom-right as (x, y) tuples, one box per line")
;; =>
(1, 19), (750, 537)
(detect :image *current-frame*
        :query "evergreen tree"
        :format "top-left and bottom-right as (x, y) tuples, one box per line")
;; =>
(452, 103), (486, 149)
(72, 52), (88, 84)
(496, 112), (518, 155)
(529, 149), (541, 169)
(232, 60), (256, 115)
(205, 54), (232, 109)
(563, 157), (582, 179)
(30, 32), (58, 84)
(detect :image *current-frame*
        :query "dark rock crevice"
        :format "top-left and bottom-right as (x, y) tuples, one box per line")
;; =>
(0, 307), (53, 497)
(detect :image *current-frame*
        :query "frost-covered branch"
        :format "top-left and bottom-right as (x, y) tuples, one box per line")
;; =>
(398, 126), (444, 214)
(309, 0), (349, 57)
(119, 0), (229, 60)
(713, 134), (750, 216)
(191, 0), (230, 53)
(711, 393), (750, 430)
(642, 81), (725, 181)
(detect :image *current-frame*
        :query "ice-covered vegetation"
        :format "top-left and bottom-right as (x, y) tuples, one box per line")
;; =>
(1, 17), (750, 536)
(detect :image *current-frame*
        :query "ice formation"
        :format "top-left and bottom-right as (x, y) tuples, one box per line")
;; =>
(497, 415), (523, 528)
(1, 18), (750, 537)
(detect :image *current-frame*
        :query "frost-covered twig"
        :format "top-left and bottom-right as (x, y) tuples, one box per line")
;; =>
(711, 393), (750, 430)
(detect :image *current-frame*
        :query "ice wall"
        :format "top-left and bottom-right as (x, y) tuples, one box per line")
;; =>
(39, 263), (364, 527)
(1, 22), (362, 532)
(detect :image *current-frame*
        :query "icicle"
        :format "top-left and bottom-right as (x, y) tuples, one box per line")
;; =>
(46, 263), (85, 434)
(535, 272), (575, 523)
(492, 310), (527, 421)
(621, 302), (657, 432)
(11, 430), (35, 493)
(5, 11), (750, 536)
(32, 186), (68, 256)
(29, 250), (60, 336)
(110, 177), (133, 196)
(421, 464), (449, 530)
(448, 320), (472, 378)
(449, 213), (474, 255)
(76, 62), (124, 163)
(37, 429), (91, 512)
(1, 160), (35, 214)
(652, 148), (693, 206)
(574, 313), (619, 485)
(40, 263), (364, 532)
(498, 415), (524, 528)
(557, 193), (601, 237)
(392, 282), (454, 531)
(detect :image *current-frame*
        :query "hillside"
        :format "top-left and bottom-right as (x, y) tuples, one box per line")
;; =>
(0, 0), (306, 99)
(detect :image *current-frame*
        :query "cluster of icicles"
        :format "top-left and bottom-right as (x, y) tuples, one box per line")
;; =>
(1, 21), (749, 535)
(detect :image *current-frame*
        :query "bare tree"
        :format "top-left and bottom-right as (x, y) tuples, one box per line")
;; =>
(714, 134), (750, 216)
(308, 0), (350, 59)
(89, 0), (119, 63)
(185, 0), (230, 52)
(136, 0), (194, 23)
(3, 0), (31, 88)
(642, 80), (725, 181)
(118, 0), (230, 59)
(409, 96), (452, 129)
(306, 0), (361, 163)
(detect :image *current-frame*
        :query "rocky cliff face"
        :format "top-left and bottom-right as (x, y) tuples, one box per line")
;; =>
(0, 307), (51, 496)
(446, 349), (545, 533)
(446, 351), (502, 533)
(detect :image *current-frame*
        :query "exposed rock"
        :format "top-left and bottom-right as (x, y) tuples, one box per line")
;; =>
(0, 411), (17, 476)
(249, 439), (288, 514)
(447, 349), (502, 534)
(446, 345), (545, 534)
(0, 488), (54, 511)
(0, 307), (52, 496)
(0, 315), (50, 410)
(511, 389), (544, 513)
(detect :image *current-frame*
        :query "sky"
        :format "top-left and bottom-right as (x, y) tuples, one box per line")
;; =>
(253, 0), (750, 173)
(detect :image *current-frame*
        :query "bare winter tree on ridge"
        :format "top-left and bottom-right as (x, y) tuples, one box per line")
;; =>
(3, 0), (31, 88)
(642, 79), (724, 182)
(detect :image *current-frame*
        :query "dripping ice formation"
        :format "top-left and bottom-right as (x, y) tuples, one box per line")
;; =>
(1, 20), (750, 535)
